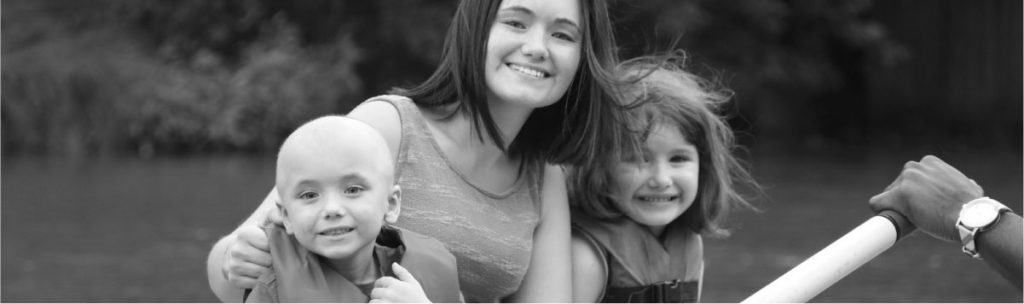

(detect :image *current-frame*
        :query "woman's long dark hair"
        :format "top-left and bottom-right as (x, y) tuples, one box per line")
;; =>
(391, 0), (633, 169)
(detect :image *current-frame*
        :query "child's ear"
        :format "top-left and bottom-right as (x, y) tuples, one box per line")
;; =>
(384, 185), (401, 223)
(277, 203), (294, 235)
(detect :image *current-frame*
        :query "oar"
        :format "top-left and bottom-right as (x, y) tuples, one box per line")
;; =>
(742, 210), (915, 303)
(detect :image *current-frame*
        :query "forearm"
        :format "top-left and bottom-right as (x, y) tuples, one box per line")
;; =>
(977, 213), (1023, 289)
(207, 235), (244, 302)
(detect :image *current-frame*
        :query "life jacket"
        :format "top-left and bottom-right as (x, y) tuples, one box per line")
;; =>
(245, 225), (460, 303)
(572, 213), (703, 303)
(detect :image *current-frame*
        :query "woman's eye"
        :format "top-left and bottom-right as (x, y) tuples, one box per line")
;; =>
(670, 155), (688, 163)
(344, 186), (364, 195)
(552, 32), (576, 42)
(298, 192), (319, 200)
(503, 20), (526, 29)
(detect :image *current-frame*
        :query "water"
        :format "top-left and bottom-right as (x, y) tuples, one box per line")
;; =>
(2, 155), (276, 302)
(2, 153), (1021, 302)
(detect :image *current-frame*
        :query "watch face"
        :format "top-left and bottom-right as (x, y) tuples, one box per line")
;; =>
(961, 200), (999, 228)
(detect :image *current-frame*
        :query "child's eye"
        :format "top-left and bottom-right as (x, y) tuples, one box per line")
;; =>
(298, 191), (319, 200)
(640, 154), (652, 163)
(670, 155), (689, 163)
(344, 186), (365, 195)
(621, 154), (648, 164)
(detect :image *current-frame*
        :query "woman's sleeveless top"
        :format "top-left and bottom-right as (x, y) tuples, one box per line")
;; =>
(366, 95), (544, 302)
(572, 213), (704, 303)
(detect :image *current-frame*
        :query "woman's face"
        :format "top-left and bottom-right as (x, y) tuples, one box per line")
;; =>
(484, 0), (582, 109)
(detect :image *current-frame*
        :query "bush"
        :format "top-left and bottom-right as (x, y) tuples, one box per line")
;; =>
(2, 1), (362, 156)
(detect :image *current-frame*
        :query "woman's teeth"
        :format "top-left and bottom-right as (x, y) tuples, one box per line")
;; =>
(508, 64), (546, 78)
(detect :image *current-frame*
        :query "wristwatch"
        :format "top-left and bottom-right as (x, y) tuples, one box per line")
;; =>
(956, 197), (1010, 259)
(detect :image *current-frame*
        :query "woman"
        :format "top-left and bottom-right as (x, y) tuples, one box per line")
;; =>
(207, 0), (629, 301)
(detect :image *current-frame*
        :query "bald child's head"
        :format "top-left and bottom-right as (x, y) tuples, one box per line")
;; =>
(276, 116), (395, 190)
(274, 115), (401, 261)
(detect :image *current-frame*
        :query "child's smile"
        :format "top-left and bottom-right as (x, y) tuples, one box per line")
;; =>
(635, 194), (680, 204)
(274, 116), (402, 268)
(611, 123), (700, 236)
(317, 225), (356, 238)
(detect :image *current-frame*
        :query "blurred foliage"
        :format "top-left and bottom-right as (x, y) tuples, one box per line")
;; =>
(1, 0), (1016, 156)
(3, 0), (364, 156)
(609, 0), (910, 148)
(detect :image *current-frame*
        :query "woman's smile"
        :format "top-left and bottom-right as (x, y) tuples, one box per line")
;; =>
(507, 62), (551, 78)
(485, 0), (581, 109)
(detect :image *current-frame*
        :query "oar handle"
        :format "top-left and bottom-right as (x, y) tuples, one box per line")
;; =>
(876, 209), (917, 240)
(741, 210), (917, 303)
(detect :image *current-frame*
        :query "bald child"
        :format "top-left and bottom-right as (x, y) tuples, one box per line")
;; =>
(246, 116), (461, 303)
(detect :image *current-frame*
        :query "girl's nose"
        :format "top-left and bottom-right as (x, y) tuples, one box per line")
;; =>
(520, 28), (548, 61)
(646, 165), (671, 189)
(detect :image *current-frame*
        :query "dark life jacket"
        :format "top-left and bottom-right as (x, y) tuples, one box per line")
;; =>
(245, 225), (460, 303)
(572, 213), (703, 303)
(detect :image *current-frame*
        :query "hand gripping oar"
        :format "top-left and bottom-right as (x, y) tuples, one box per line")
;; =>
(742, 210), (916, 303)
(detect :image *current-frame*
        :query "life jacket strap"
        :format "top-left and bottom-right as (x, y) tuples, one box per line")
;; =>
(602, 279), (699, 303)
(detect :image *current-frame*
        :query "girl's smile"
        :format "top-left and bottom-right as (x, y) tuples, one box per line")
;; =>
(634, 194), (680, 204)
(611, 123), (700, 236)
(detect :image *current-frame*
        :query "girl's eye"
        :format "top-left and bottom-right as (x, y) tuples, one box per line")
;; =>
(640, 154), (651, 163)
(298, 191), (319, 200)
(344, 186), (365, 195)
(621, 153), (646, 163)
(670, 155), (689, 163)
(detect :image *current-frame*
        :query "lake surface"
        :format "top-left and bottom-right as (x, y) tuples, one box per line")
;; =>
(2, 152), (1021, 302)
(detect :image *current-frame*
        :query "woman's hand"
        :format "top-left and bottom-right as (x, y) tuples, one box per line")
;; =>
(369, 263), (431, 303)
(223, 224), (272, 288)
(207, 188), (282, 302)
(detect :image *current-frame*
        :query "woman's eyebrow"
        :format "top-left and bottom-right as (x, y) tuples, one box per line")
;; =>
(500, 5), (580, 32)
(554, 18), (580, 33)
(500, 5), (534, 16)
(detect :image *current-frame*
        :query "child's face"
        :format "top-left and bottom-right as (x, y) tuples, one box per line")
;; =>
(277, 139), (399, 262)
(611, 123), (699, 235)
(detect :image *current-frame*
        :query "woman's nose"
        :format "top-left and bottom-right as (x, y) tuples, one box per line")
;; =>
(520, 28), (548, 61)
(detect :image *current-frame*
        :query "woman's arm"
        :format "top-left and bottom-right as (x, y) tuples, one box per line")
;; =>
(347, 100), (402, 163)
(206, 188), (279, 302)
(507, 165), (573, 302)
(207, 99), (403, 302)
(571, 234), (607, 302)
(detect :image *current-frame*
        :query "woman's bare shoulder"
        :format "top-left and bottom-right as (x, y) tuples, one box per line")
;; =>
(347, 97), (403, 160)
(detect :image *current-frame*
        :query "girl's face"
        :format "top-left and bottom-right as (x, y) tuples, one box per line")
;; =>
(611, 123), (700, 236)
(484, 0), (582, 109)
